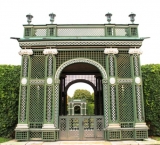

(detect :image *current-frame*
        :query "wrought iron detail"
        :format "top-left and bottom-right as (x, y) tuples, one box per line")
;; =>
(109, 55), (114, 76)
(134, 55), (139, 76)
(46, 86), (52, 122)
(110, 86), (116, 122)
(19, 41), (142, 47)
(136, 85), (142, 121)
(20, 86), (27, 122)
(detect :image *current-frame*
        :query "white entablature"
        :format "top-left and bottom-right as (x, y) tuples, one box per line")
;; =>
(129, 48), (143, 55)
(104, 48), (118, 54)
(43, 49), (58, 55)
(19, 49), (33, 55)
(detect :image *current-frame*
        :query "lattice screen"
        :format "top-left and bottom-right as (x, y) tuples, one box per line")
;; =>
(33, 28), (47, 36)
(115, 28), (129, 36)
(29, 85), (44, 125)
(121, 130), (134, 139)
(117, 53), (131, 78)
(118, 83), (134, 122)
(56, 50), (105, 69)
(31, 55), (45, 79)
(65, 75), (96, 86)
(57, 28), (105, 36)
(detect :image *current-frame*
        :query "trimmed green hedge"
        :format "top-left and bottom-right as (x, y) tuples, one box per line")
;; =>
(0, 65), (20, 138)
(142, 64), (160, 136)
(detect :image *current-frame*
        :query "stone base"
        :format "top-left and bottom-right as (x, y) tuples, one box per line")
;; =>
(42, 124), (55, 130)
(107, 123), (121, 129)
(15, 124), (29, 130)
(135, 122), (148, 129)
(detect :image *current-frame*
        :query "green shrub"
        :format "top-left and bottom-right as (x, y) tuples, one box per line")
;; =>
(0, 65), (21, 138)
(142, 64), (160, 136)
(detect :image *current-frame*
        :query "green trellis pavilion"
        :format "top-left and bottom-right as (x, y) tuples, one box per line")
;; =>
(14, 13), (148, 141)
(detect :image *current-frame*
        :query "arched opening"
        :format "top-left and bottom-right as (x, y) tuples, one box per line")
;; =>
(59, 62), (104, 116)
(56, 58), (108, 141)
(74, 106), (81, 114)
(67, 82), (94, 115)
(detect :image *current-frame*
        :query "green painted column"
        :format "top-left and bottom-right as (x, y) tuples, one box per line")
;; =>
(104, 48), (120, 129)
(129, 48), (148, 129)
(42, 48), (58, 129)
(15, 49), (33, 131)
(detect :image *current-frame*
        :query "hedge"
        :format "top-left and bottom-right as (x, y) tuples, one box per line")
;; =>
(0, 65), (21, 138)
(142, 64), (160, 136)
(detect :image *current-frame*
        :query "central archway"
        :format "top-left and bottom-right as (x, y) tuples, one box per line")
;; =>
(54, 58), (108, 129)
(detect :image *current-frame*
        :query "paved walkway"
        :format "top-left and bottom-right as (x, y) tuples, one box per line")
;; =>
(1, 139), (160, 145)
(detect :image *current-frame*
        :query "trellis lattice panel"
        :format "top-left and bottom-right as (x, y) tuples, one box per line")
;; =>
(33, 28), (47, 37)
(30, 131), (42, 140)
(117, 53), (131, 78)
(29, 85), (44, 126)
(56, 50), (105, 69)
(118, 83), (134, 122)
(15, 131), (28, 140)
(121, 130), (134, 139)
(115, 28), (129, 36)
(57, 28), (105, 36)
(65, 75), (96, 86)
(30, 55), (45, 79)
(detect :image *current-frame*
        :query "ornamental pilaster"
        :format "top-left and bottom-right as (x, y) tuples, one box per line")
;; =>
(129, 48), (144, 123)
(16, 49), (33, 129)
(104, 48), (118, 123)
(42, 49), (58, 129)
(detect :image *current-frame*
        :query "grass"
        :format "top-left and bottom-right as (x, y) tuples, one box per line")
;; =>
(0, 137), (11, 143)
(151, 136), (160, 141)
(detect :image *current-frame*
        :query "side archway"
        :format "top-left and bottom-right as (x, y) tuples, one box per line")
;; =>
(54, 58), (108, 128)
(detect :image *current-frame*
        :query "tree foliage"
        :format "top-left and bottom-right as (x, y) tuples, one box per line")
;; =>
(73, 89), (94, 115)
(0, 65), (21, 138)
(142, 64), (160, 136)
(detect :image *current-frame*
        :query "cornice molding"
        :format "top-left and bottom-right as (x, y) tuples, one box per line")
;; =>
(19, 41), (142, 47)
